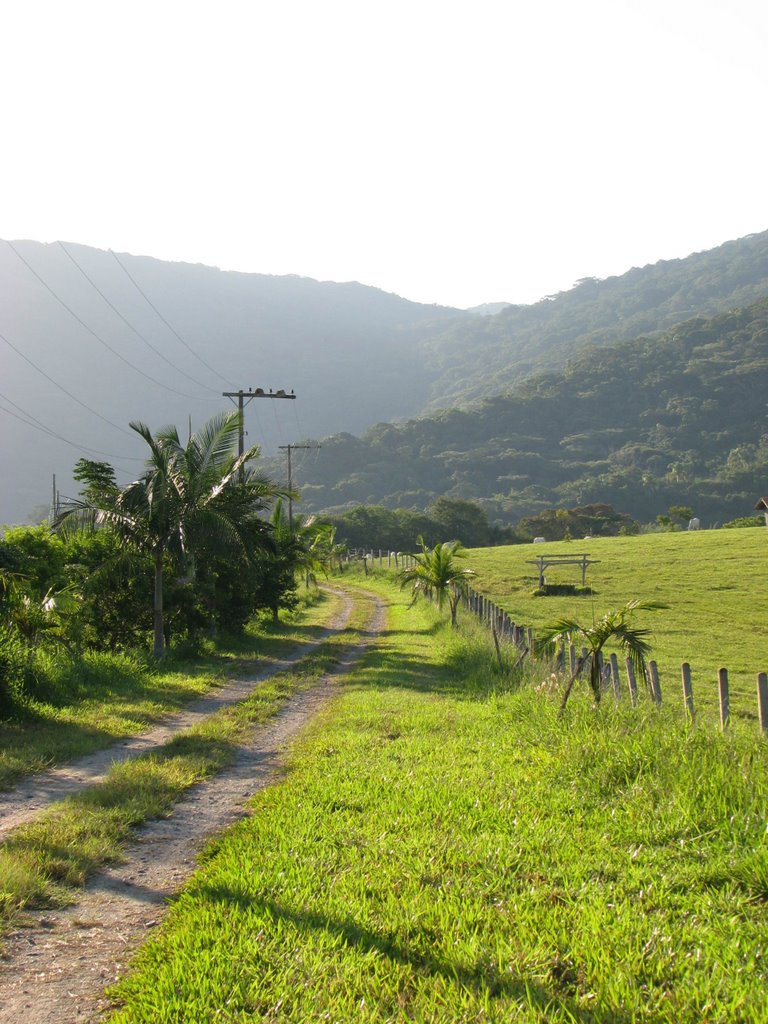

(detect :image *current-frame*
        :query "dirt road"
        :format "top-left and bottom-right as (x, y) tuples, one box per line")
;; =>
(0, 588), (384, 1024)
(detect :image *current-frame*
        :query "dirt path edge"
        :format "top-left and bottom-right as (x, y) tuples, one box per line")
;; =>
(0, 588), (385, 1024)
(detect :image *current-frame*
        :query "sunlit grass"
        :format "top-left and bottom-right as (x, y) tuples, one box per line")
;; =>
(0, 589), (376, 933)
(107, 584), (768, 1023)
(466, 528), (768, 721)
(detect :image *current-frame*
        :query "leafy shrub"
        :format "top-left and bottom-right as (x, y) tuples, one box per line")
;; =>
(722, 515), (763, 529)
(0, 629), (33, 719)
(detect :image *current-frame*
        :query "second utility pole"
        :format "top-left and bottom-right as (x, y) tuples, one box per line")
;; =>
(278, 443), (320, 530)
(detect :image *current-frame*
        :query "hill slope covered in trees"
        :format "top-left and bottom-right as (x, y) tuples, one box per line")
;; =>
(278, 298), (768, 527)
(3, 229), (768, 524)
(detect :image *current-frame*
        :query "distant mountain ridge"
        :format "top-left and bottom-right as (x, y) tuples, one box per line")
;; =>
(2, 229), (768, 525)
(266, 296), (768, 527)
(419, 229), (768, 410)
(0, 240), (464, 523)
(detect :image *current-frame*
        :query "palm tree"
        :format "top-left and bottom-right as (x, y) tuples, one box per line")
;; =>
(57, 411), (281, 657)
(397, 537), (476, 627)
(538, 600), (664, 711)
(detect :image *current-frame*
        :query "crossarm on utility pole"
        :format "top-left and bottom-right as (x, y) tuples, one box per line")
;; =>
(222, 388), (296, 479)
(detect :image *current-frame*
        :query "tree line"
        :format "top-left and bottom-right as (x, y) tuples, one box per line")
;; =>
(0, 411), (339, 718)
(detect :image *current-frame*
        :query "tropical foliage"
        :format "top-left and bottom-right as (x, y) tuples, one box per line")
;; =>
(323, 498), (518, 552)
(397, 538), (476, 627)
(57, 412), (281, 657)
(538, 600), (664, 710)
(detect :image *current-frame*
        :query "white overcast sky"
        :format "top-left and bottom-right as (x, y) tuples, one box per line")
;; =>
(1, 0), (767, 309)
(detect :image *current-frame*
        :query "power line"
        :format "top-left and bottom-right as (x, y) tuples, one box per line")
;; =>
(5, 240), (210, 401)
(271, 398), (284, 444)
(0, 328), (133, 436)
(0, 390), (143, 464)
(110, 249), (234, 388)
(58, 241), (217, 394)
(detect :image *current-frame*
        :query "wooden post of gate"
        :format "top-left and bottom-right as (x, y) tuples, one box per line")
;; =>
(610, 653), (621, 699)
(718, 668), (730, 731)
(649, 661), (662, 705)
(625, 657), (638, 706)
(757, 673), (768, 736)
(681, 662), (695, 721)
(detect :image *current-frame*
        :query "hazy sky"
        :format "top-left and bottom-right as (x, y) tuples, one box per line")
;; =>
(2, 0), (767, 309)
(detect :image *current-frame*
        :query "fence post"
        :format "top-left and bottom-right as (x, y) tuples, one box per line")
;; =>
(527, 627), (534, 654)
(681, 662), (695, 722)
(757, 673), (768, 736)
(718, 668), (730, 731)
(648, 661), (662, 705)
(610, 653), (621, 700)
(625, 657), (638, 706)
(491, 624), (503, 670)
(569, 644), (577, 676)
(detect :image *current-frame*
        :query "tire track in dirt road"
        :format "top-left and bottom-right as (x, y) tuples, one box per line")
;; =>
(0, 588), (353, 840)
(0, 588), (386, 1024)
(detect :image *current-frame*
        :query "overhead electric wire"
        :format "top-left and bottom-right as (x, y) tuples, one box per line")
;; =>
(250, 402), (267, 452)
(0, 328), (133, 436)
(272, 398), (285, 444)
(292, 400), (304, 441)
(5, 240), (210, 401)
(58, 241), (217, 394)
(109, 248), (234, 388)
(0, 390), (143, 465)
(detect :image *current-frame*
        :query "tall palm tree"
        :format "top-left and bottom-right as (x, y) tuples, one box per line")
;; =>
(538, 600), (664, 711)
(397, 537), (476, 627)
(58, 411), (281, 657)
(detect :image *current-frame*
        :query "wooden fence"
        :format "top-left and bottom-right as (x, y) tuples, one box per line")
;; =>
(343, 551), (768, 735)
(461, 580), (768, 735)
(345, 548), (417, 573)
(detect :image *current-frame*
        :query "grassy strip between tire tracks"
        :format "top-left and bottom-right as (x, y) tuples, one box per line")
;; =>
(0, 588), (344, 791)
(106, 578), (768, 1023)
(0, 588), (376, 934)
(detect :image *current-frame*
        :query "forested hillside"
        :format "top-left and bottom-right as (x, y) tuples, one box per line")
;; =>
(418, 229), (768, 410)
(0, 241), (462, 524)
(3, 230), (768, 525)
(280, 298), (768, 526)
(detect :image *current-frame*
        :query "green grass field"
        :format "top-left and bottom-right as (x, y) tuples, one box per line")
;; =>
(106, 583), (768, 1024)
(467, 528), (768, 723)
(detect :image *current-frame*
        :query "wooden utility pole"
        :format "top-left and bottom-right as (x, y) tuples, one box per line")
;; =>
(222, 387), (296, 479)
(278, 443), (320, 530)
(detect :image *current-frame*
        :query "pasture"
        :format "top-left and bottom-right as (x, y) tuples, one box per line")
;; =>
(467, 527), (767, 722)
(106, 583), (768, 1023)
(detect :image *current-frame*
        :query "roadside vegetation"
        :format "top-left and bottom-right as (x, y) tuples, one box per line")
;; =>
(2, 504), (766, 1021)
(0, 410), (342, 723)
(106, 580), (768, 1023)
(0, 588), (339, 792)
(0, 588), (375, 931)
